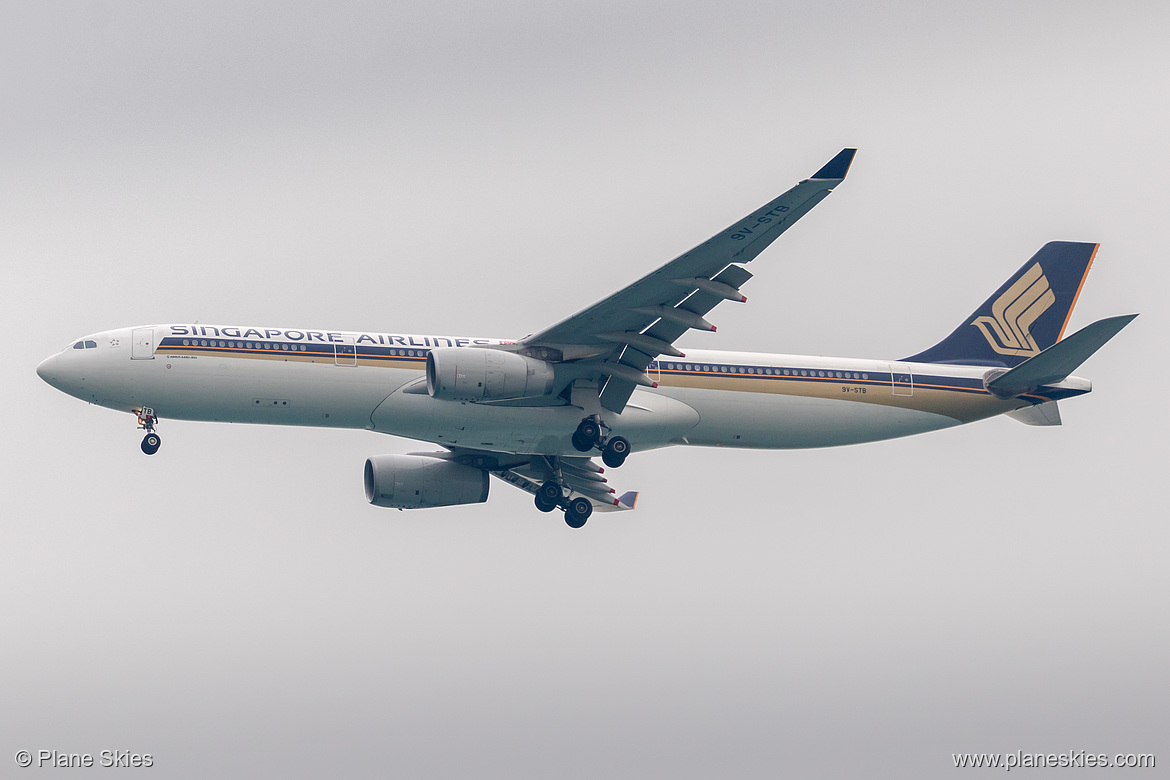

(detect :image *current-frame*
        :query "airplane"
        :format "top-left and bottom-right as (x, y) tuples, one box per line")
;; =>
(36, 149), (1137, 528)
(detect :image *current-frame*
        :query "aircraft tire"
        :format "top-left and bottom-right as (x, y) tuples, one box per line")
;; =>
(538, 480), (562, 505)
(141, 433), (161, 455)
(602, 436), (630, 468)
(571, 431), (593, 452)
(576, 419), (601, 447)
(534, 493), (558, 513)
(564, 497), (592, 528)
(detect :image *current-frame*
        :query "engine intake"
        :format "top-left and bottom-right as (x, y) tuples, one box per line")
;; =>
(364, 454), (489, 509)
(426, 347), (555, 402)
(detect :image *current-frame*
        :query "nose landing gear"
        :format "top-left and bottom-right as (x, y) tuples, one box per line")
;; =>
(136, 407), (161, 455)
(141, 433), (161, 455)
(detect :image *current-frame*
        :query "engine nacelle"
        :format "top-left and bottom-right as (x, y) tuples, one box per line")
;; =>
(364, 454), (489, 509)
(426, 347), (555, 402)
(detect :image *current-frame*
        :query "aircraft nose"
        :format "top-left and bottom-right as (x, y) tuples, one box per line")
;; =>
(36, 354), (62, 388)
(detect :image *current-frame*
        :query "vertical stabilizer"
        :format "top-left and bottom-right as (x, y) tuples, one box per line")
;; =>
(905, 242), (1097, 367)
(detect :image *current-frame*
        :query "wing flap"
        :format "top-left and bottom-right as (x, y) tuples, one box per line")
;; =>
(645, 263), (754, 347)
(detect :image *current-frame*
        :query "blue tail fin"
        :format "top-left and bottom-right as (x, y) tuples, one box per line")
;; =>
(904, 241), (1098, 367)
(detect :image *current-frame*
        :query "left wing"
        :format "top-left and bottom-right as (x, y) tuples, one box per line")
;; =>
(518, 148), (856, 412)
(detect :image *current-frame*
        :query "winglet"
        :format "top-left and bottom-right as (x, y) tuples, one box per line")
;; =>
(812, 148), (856, 180)
(617, 491), (639, 510)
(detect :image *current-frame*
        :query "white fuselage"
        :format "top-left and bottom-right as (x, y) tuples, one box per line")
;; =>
(37, 324), (1090, 456)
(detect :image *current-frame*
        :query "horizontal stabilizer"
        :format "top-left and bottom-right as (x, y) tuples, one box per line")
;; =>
(1006, 402), (1062, 426)
(986, 314), (1137, 397)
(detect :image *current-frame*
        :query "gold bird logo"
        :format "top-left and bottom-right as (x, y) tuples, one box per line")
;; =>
(971, 263), (1055, 357)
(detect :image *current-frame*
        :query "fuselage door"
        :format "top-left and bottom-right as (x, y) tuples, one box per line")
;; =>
(131, 328), (155, 360)
(890, 362), (914, 397)
(334, 336), (357, 366)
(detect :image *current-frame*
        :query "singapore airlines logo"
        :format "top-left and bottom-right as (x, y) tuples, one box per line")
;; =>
(971, 263), (1055, 357)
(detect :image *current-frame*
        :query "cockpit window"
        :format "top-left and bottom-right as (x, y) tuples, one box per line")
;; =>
(84, 340), (97, 349)
(73, 341), (85, 349)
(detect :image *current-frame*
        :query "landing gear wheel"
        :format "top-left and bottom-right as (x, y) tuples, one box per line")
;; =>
(602, 436), (630, 468)
(537, 480), (563, 505)
(534, 493), (558, 513)
(564, 497), (593, 528)
(141, 433), (161, 455)
(571, 430), (593, 452)
(575, 419), (602, 449)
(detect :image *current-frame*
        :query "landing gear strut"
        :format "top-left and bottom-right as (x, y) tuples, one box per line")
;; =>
(572, 415), (631, 468)
(137, 407), (161, 456)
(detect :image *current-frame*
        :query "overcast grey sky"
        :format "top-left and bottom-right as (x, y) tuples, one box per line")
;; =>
(2, 2), (1167, 777)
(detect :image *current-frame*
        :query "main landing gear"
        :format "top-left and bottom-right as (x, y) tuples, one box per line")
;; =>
(571, 415), (631, 469)
(534, 480), (594, 528)
(137, 407), (161, 456)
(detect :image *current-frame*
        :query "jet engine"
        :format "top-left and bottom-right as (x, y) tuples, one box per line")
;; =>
(426, 347), (555, 402)
(364, 454), (489, 509)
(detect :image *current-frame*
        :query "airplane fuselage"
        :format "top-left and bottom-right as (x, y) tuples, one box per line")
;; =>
(36, 323), (1092, 456)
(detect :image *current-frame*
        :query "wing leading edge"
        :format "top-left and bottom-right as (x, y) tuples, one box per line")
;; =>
(519, 148), (856, 412)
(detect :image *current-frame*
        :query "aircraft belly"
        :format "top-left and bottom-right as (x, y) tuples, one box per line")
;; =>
(371, 386), (700, 454)
(659, 387), (958, 448)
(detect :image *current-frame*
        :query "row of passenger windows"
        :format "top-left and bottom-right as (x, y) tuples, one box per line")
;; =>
(179, 339), (432, 357)
(72, 340), (98, 349)
(661, 362), (869, 380)
(182, 339), (309, 351)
